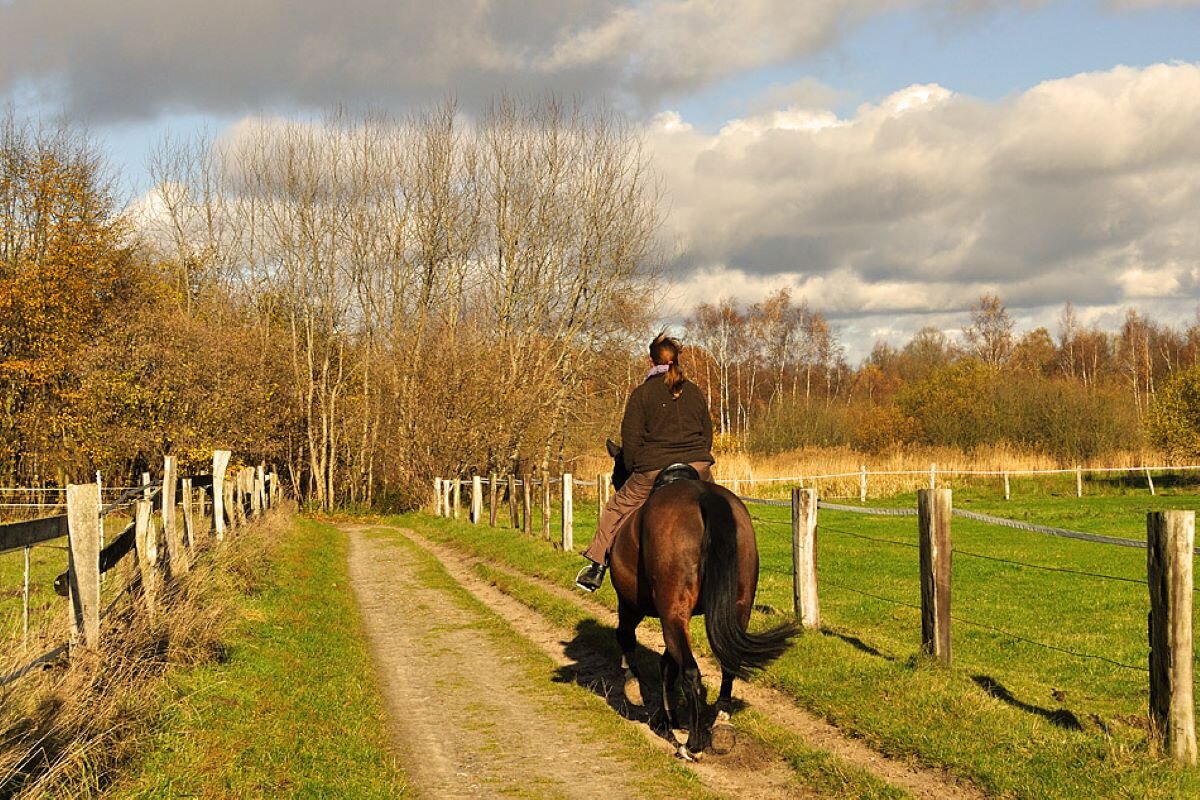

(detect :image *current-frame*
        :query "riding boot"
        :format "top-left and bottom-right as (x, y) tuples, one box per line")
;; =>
(575, 561), (606, 592)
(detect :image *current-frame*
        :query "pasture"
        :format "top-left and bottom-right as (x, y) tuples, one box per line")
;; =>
(415, 472), (1200, 798)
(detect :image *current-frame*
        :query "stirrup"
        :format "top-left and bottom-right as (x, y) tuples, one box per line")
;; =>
(575, 563), (606, 592)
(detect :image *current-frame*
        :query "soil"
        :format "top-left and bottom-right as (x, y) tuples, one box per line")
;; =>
(345, 524), (985, 799)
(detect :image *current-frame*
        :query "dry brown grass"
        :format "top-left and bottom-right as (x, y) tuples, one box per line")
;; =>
(571, 444), (1172, 500)
(0, 504), (295, 799)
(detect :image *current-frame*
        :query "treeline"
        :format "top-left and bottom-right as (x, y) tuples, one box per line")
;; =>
(5, 100), (1199, 510)
(683, 291), (1200, 462)
(0, 101), (658, 508)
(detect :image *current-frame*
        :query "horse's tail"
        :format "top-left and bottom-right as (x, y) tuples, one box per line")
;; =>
(700, 489), (799, 680)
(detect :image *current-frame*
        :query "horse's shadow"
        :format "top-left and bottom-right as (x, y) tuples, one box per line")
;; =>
(551, 618), (747, 737)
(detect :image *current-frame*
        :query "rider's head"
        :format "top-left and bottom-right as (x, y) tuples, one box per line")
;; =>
(650, 331), (685, 399)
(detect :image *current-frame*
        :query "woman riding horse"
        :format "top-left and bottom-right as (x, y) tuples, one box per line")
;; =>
(580, 332), (797, 758)
(576, 332), (713, 592)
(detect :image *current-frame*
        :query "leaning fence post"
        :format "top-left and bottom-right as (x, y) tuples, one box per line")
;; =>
(918, 488), (952, 666)
(66, 483), (101, 649)
(1147, 510), (1197, 765)
(1146, 468), (1156, 496)
(489, 473), (499, 527)
(562, 473), (574, 552)
(1076, 465), (1083, 498)
(471, 475), (483, 524)
(860, 465), (867, 503)
(792, 488), (820, 628)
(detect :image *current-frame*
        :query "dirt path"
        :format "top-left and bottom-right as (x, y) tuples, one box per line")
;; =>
(417, 539), (984, 800)
(347, 524), (984, 799)
(347, 527), (663, 798)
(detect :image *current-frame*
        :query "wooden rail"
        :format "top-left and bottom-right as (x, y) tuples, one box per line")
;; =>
(1, 450), (286, 687)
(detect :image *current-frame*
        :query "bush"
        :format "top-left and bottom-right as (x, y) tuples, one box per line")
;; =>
(1148, 365), (1200, 460)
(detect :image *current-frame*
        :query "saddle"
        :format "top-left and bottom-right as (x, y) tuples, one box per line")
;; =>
(652, 463), (700, 491)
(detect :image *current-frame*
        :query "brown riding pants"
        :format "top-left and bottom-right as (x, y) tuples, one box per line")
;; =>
(583, 462), (714, 565)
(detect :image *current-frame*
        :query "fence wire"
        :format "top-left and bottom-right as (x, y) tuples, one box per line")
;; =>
(742, 490), (1155, 676)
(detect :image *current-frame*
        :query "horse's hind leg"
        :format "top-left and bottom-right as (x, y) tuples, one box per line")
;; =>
(710, 670), (736, 754)
(662, 615), (710, 758)
(657, 652), (680, 730)
(616, 600), (644, 707)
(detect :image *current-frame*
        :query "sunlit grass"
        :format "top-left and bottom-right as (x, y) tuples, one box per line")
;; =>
(403, 481), (1200, 799)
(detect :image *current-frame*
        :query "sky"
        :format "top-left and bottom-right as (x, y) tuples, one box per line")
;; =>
(3, 0), (1200, 361)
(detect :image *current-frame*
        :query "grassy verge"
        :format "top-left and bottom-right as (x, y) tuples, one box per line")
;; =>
(112, 518), (404, 799)
(395, 498), (1200, 799)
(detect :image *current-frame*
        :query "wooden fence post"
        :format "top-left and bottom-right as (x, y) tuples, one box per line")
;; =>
(489, 473), (498, 527)
(181, 477), (195, 555)
(541, 471), (551, 542)
(135, 499), (158, 618)
(522, 474), (533, 537)
(1076, 465), (1083, 498)
(597, 473), (606, 520)
(1148, 510), (1197, 765)
(929, 463), (936, 491)
(1003, 471), (1010, 501)
(257, 464), (267, 514)
(66, 483), (101, 649)
(509, 474), (519, 529)
(471, 475), (483, 524)
(918, 488), (952, 666)
(434, 478), (442, 516)
(163, 455), (189, 576)
(443, 480), (452, 520)
(223, 478), (237, 534)
(562, 473), (574, 552)
(792, 488), (820, 628)
(452, 478), (461, 519)
(1146, 468), (1156, 496)
(860, 465), (867, 503)
(22, 545), (30, 646)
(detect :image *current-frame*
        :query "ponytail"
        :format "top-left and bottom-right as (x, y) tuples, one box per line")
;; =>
(650, 331), (686, 399)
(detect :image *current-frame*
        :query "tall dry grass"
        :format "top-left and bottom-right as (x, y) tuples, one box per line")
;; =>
(0, 504), (295, 798)
(570, 444), (1172, 500)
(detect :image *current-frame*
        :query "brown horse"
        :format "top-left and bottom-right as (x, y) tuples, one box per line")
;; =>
(605, 441), (798, 760)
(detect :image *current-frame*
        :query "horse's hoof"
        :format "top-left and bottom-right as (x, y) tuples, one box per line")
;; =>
(623, 675), (643, 706)
(675, 743), (702, 762)
(710, 720), (736, 754)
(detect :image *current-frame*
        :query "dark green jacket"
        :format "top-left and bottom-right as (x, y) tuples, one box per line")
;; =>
(620, 376), (714, 473)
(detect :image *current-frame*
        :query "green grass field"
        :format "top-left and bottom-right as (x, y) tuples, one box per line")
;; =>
(411, 476), (1200, 798)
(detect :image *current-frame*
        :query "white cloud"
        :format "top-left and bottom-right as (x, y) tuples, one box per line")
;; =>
(648, 62), (1200, 357)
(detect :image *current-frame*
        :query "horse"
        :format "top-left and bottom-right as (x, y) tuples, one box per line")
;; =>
(604, 440), (799, 760)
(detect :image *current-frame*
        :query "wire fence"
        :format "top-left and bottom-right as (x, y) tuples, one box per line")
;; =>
(736, 487), (1162, 683)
